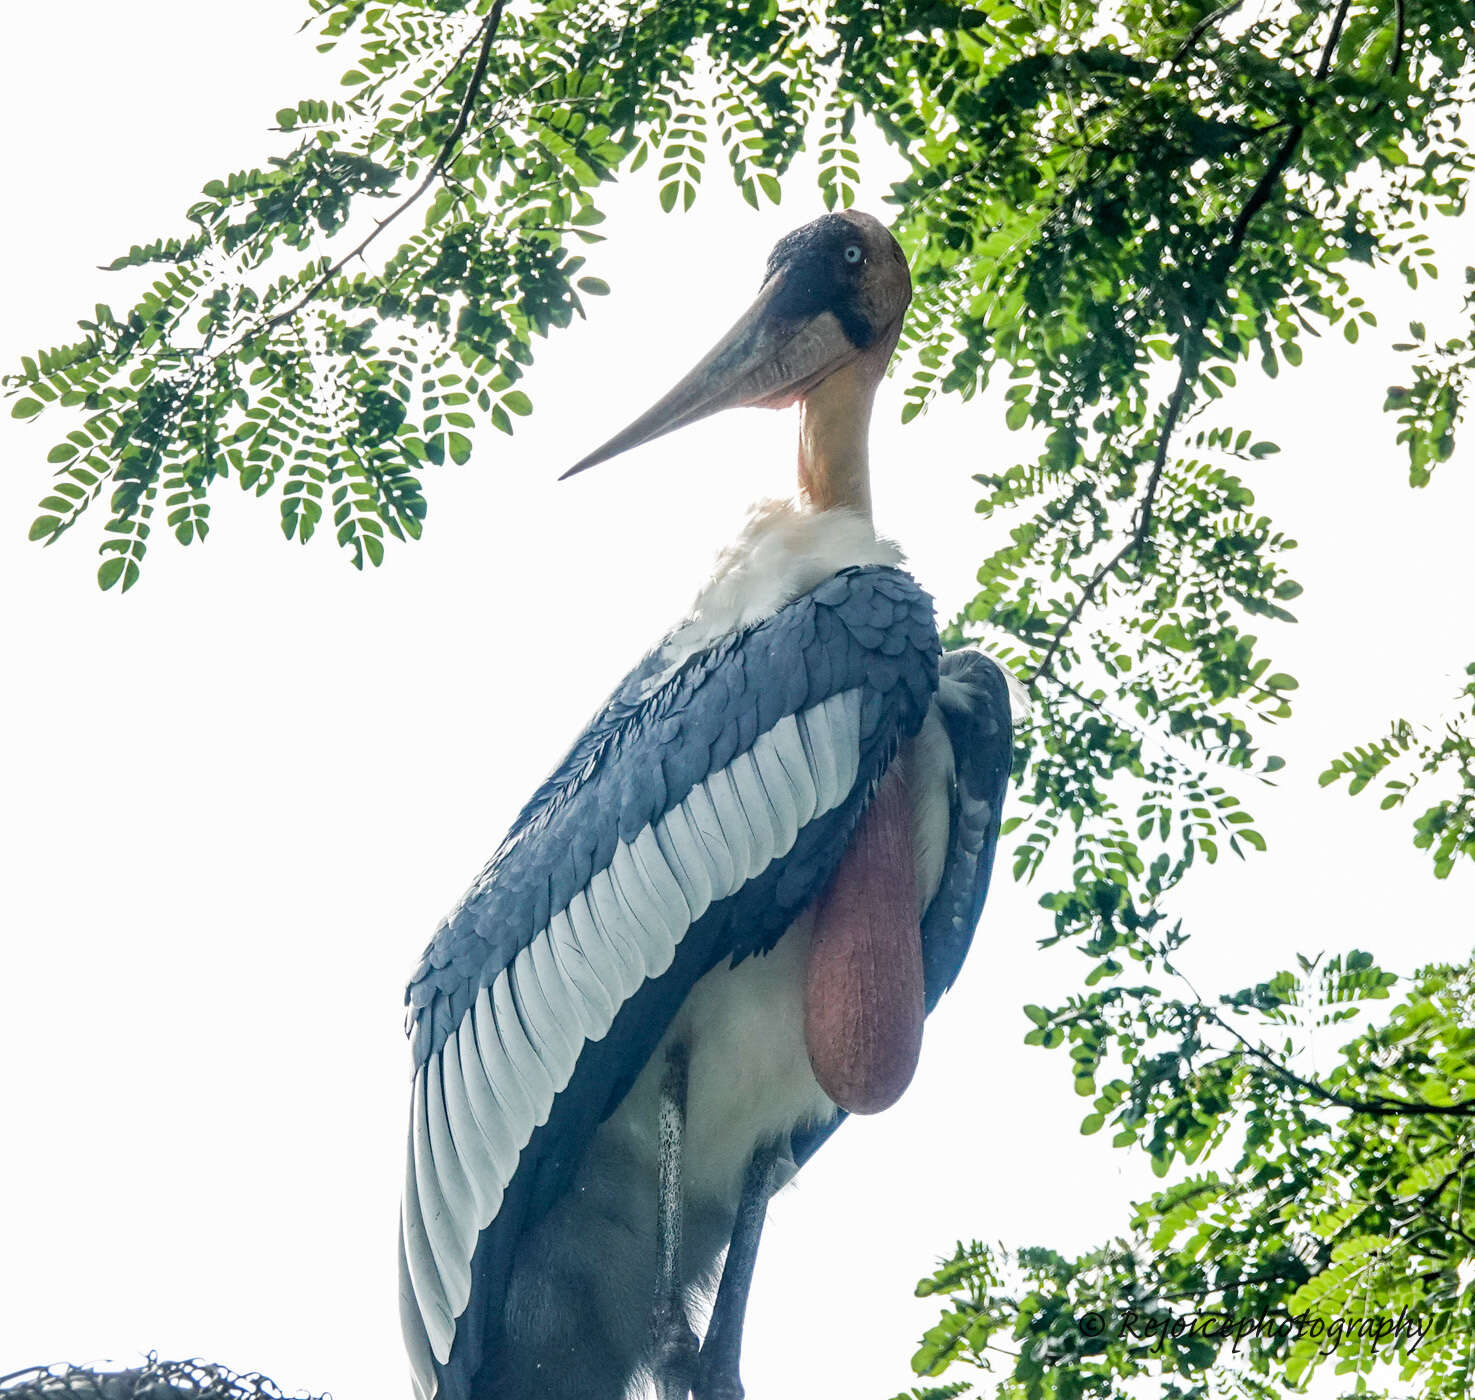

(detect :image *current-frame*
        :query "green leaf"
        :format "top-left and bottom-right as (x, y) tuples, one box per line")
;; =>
(97, 556), (139, 591)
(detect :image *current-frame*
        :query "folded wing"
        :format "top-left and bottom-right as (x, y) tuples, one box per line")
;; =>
(399, 565), (941, 1400)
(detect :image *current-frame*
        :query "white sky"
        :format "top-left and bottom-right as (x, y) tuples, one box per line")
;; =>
(2, 5), (1471, 1398)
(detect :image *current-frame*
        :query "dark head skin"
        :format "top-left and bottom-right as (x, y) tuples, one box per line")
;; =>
(763, 210), (910, 351)
(564, 209), (913, 507)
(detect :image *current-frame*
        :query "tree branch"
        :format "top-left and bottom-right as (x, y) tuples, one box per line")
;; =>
(1170, 0), (1246, 67)
(1420, 1146), (1475, 1208)
(1026, 0), (1354, 688)
(1027, 359), (1194, 684)
(1390, 0), (1407, 75)
(1213, 1011), (1475, 1118)
(229, 0), (507, 355)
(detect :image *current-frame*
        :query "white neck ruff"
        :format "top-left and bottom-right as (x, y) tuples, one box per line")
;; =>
(660, 500), (906, 671)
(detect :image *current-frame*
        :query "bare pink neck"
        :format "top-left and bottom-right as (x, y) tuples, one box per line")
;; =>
(797, 360), (876, 522)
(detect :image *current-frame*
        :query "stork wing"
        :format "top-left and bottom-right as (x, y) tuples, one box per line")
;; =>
(790, 646), (1015, 1170)
(916, 648), (1015, 1008)
(399, 565), (939, 1400)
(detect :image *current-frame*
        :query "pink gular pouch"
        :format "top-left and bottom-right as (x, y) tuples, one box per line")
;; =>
(803, 766), (924, 1114)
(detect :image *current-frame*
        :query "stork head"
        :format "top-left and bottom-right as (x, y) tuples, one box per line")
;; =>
(563, 210), (912, 478)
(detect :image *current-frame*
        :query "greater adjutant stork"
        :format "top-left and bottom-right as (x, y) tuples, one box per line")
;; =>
(399, 211), (1015, 1400)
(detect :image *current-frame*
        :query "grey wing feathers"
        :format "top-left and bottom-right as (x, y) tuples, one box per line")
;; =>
(919, 648), (1015, 1009)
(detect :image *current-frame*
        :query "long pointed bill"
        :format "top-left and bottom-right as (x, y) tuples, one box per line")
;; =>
(561, 272), (859, 479)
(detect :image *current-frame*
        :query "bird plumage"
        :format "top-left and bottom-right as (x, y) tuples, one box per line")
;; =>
(401, 505), (985, 1399)
(399, 212), (1014, 1400)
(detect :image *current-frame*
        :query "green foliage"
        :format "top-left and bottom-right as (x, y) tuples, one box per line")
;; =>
(7, 0), (840, 586)
(879, 12), (1475, 1392)
(1321, 664), (1475, 878)
(1386, 272), (1475, 486)
(912, 0), (1475, 962)
(909, 955), (1475, 1400)
(14, 4), (504, 585)
(887, 1385), (977, 1400)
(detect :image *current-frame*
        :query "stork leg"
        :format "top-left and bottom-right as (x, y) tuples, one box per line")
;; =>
(650, 1044), (699, 1400)
(693, 1142), (778, 1400)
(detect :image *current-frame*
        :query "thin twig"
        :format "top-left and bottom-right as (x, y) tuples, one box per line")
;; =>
(1027, 0), (1353, 687)
(1027, 361), (1194, 683)
(1170, 0), (1246, 67)
(1156, 1263), (1312, 1305)
(1212, 1011), (1475, 1118)
(227, 0), (506, 356)
(415, 11), (503, 118)
(1414, 1145), (1475, 1209)
(1315, 0), (1354, 80)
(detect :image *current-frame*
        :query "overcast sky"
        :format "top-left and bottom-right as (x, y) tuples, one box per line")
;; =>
(2, 5), (1471, 1399)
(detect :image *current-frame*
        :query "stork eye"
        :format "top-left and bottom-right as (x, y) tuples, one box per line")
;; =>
(843, 244), (863, 264)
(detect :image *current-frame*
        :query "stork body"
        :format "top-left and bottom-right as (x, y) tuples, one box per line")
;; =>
(400, 213), (1014, 1400)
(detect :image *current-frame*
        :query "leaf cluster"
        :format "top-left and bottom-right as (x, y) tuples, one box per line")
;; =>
(909, 954), (1475, 1400)
(7, 0), (844, 585)
(1320, 662), (1475, 878)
